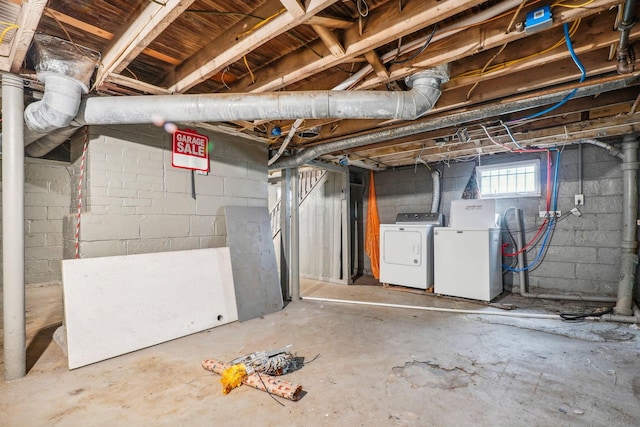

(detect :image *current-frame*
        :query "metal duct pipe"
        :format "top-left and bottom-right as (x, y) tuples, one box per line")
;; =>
(75, 69), (446, 124)
(24, 67), (448, 157)
(270, 78), (634, 170)
(617, 0), (637, 74)
(24, 74), (84, 133)
(430, 170), (441, 213)
(2, 73), (26, 380)
(25, 126), (82, 158)
(614, 133), (639, 315)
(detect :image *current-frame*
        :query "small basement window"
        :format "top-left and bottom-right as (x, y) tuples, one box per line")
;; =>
(476, 160), (540, 198)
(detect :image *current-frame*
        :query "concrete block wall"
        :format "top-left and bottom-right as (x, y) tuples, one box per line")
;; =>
(367, 143), (630, 297)
(63, 124), (267, 259)
(0, 158), (71, 285)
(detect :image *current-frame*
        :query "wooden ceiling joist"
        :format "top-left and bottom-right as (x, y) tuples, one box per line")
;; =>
(43, 8), (181, 66)
(356, 0), (623, 90)
(229, 0), (488, 93)
(363, 50), (389, 81)
(94, 0), (197, 89)
(312, 24), (345, 57)
(280, 0), (305, 18)
(0, 0), (47, 73)
(166, 0), (340, 94)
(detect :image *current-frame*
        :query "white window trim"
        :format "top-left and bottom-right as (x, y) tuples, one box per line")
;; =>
(476, 159), (541, 199)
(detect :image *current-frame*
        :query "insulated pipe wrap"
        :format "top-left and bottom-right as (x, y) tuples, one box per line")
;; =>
(430, 170), (441, 213)
(24, 74), (83, 133)
(74, 71), (447, 126)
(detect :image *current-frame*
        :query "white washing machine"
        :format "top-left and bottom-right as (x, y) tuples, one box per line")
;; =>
(379, 213), (443, 289)
(434, 199), (503, 301)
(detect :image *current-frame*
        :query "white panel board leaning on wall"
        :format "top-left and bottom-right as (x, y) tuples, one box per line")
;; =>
(61, 248), (238, 369)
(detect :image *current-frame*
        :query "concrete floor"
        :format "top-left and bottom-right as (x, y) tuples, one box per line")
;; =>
(1, 279), (640, 426)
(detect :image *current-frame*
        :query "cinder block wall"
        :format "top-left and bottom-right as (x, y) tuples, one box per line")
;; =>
(0, 158), (70, 286)
(63, 124), (267, 259)
(368, 143), (630, 297)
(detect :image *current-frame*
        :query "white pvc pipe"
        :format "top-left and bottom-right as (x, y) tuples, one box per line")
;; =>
(2, 73), (26, 380)
(303, 296), (639, 323)
(302, 296), (585, 320)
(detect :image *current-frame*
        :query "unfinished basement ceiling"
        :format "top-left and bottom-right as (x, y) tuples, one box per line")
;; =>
(1, 0), (639, 168)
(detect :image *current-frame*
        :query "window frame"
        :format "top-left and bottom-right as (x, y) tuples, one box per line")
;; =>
(476, 159), (541, 199)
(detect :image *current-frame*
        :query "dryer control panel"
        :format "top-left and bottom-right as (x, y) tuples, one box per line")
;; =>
(394, 212), (443, 225)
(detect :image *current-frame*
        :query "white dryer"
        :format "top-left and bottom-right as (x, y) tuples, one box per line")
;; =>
(379, 213), (443, 289)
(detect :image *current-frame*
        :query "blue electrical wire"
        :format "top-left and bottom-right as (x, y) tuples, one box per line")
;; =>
(509, 23), (587, 123)
(503, 149), (562, 272)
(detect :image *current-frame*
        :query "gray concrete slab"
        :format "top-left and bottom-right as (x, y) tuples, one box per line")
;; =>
(1, 281), (640, 426)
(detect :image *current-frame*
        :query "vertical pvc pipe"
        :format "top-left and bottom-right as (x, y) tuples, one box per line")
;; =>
(2, 73), (26, 380)
(514, 208), (529, 295)
(280, 169), (291, 301)
(615, 134), (639, 315)
(290, 167), (300, 301)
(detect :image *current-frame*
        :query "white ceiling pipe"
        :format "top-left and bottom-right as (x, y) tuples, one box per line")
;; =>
(24, 66), (448, 157)
(73, 67), (448, 125)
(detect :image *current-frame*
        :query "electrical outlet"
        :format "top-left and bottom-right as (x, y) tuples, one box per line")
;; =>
(539, 210), (562, 218)
(575, 194), (584, 206)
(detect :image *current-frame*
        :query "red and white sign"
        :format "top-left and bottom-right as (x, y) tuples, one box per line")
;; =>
(172, 129), (210, 172)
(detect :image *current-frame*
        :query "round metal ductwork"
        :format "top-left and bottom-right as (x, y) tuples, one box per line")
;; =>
(297, 126), (321, 139)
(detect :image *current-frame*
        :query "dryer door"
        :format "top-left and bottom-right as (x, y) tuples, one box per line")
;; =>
(379, 226), (427, 289)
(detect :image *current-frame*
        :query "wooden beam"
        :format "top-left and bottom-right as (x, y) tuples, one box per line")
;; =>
(306, 15), (352, 29)
(230, 0), (488, 93)
(43, 8), (180, 65)
(166, 0), (339, 93)
(437, 49), (621, 114)
(446, 10), (640, 91)
(104, 74), (172, 95)
(95, 0), (197, 89)
(312, 25), (345, 57)
(2, 0), (47, 73)
(355, 0), (622, 90)
(415, 113), (640, 164)
(363, 50), (389, 81)
(280, 0), (305, 18)
(360, 111), (640, 167)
